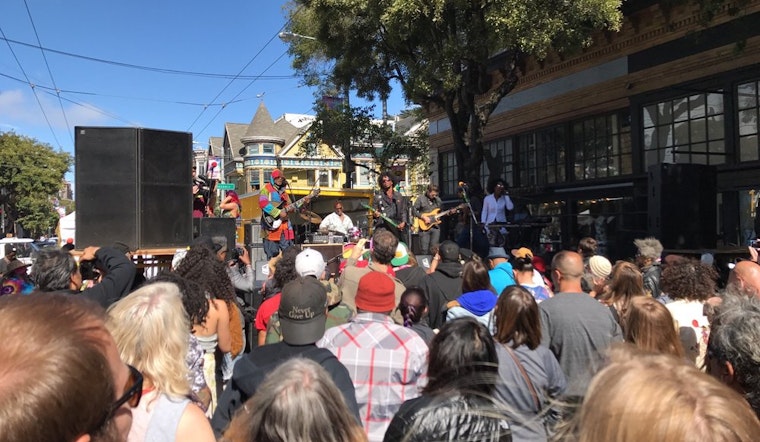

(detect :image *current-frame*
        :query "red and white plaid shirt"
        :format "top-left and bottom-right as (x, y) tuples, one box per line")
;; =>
(317, 312), (428, 442)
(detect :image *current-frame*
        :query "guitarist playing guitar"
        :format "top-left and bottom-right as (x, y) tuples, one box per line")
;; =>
(412, 184), (442, 254)
(373, 171), (408, 242)
(259, 168), (314, 259)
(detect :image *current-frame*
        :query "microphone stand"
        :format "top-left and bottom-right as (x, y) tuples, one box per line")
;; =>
(460, 186), (477, 251)
(285, 181), (301, 248)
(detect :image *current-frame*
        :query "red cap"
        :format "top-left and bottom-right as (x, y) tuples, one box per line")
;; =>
(356, 272), (396, 312)
(271, 169), (282, 179)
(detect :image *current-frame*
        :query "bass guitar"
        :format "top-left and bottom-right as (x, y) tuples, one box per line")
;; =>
(262, 188), (321, 230)
(416, 204), (467, 231)
(361, 203), (404, 230)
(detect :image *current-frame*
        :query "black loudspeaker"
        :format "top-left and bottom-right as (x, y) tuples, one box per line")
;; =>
(192, 218), (237, 252)
(75, 127), (192, 249)
(647, 163), (716, 250)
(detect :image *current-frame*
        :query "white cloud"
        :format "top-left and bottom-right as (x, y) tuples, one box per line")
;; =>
(0, 88), (109, 129)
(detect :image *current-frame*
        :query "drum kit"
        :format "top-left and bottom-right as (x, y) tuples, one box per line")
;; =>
(293, 210), (369, 247)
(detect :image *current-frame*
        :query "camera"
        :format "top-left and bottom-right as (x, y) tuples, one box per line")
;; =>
(79, 259), (104, 281)
(228, 246), (247, 269)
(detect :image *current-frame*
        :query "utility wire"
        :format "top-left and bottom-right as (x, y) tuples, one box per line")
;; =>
(0, 24), (61, 149)
(23, 0), (74, 146)
(194, 50), (289, 138)
(0, 35), (298, 80)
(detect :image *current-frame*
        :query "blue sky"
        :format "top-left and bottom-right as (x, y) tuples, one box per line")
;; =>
(0, 1), (408, 180)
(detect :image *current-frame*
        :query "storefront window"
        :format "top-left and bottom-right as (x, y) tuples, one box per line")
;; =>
(737, 80), (760, 162)
(439, 151), (457, 195)
(529, 201), (564, 253)
(575, 197), (635, 259)
(642, 92), (726, 168)
(480, 139), (514, 189)
(572, 112), (632, 180)
(739, 189), (760, 245)
(517, 126), (566, 186)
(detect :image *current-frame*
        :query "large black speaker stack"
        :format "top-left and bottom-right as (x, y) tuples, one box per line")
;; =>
(75, 127), (193, 249)
(647, 163), (716, 250)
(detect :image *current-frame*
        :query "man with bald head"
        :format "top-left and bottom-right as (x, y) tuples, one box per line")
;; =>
(539, 250), (622, 399)
(727, 260), (760, 298)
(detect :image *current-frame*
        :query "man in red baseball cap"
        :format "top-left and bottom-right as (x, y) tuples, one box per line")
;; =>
(318, 272), (428, 441)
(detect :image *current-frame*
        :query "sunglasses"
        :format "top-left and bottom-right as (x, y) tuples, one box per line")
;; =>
(335, 207), (343, 210)
(112, 364), (143, 411)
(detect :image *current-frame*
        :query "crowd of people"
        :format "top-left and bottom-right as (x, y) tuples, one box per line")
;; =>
(3, 174), (760, 441)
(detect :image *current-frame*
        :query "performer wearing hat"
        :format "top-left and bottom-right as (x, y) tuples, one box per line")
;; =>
(259, 169), (310, 259)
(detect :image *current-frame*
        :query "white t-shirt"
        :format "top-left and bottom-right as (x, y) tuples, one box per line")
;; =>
(666, 299), (709, 368)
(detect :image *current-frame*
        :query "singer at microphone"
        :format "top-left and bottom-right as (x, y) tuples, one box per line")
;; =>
(259, 168), (306, 258)
(373, 171), (408, 242)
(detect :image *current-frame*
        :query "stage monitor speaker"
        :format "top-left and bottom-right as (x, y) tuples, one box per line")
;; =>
(647, 163), (716, 250)
(192, 218), (236, 253)
(75, 127), (192, 249)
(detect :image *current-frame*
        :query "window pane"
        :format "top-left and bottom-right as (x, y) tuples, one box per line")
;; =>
(707, 92), (724, 115)
(690, 118), (707, 143)
(643, 127), (656, 149)
(709, 140), (725, 154)
(659, 102), (673, 125)
(689, 95), (705, 119)
(643, 105), (657, 127)
(709, 115), (725, 140)
(673, 121), (689, 146)
(740, 136), (759, 162)
(691, 142), (707, 153)
(692, 154), (708, 165)
(738, 82), (757, 110)
(739, 109), (758, 136)
(674, 97), (690, 121)
(710, 154), (726, 165)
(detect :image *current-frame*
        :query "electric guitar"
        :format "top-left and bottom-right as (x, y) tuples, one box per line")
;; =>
(261, 188), (321, 231)
(361, 203), (404, 230)
(416, 204), (467, 231)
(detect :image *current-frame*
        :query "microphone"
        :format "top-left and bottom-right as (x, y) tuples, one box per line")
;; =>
(458, 181), (468, 190)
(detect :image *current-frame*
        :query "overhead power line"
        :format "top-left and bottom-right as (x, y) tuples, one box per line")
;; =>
(0, 36), (298, 80)
(23, 0), (74, 146)
(0, 24), (61, 149)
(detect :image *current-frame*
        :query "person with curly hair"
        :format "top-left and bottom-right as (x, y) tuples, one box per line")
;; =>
(175, 246), (244, 394)
(661, 257), (719, 368)
(634, 237), (664, 298)
(254, 246), (300, 346)
(150, 272), (229, 415)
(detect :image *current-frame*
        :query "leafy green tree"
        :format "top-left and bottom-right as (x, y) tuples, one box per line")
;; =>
(302, 95), (429, 183)
(0, 132), (72, 237)
(285, 0), (622, 184)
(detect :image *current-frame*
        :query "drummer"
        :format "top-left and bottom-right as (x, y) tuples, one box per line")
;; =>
(319, 200), (354, 235)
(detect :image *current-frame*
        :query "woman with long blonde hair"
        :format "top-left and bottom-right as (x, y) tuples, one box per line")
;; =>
(569, 345), (760, 441)
(222, 358), (366, 442)
(107, 282), (215, 442)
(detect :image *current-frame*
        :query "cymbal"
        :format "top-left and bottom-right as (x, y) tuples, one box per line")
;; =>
(299, 210), (322, 224)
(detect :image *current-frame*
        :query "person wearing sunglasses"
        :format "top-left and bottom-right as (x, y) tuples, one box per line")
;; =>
(0, 293), (138, 441)
(107, 282), (216, 442)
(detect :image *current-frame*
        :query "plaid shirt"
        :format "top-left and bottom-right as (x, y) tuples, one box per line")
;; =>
(317, 312), (428, 442)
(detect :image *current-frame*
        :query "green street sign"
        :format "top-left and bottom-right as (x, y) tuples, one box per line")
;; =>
(217, 183), (235, 190)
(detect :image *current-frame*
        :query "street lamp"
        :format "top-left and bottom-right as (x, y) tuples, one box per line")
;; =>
(279, 31), (353, 188)
(278, 31), (317, 42)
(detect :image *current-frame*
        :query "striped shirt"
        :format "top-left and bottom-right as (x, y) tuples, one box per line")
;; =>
(317, 312), (428, 442)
